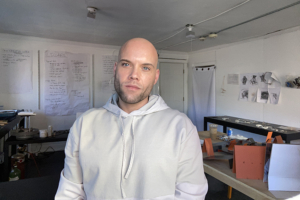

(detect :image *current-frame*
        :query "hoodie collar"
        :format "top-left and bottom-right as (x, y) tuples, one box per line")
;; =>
(103, 93), (169, 117)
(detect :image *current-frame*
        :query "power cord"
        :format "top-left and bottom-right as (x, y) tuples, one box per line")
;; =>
(25, 151), (41, 177)
(154, 0), (251, 45)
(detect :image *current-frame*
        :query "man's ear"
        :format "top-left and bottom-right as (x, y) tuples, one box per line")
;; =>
(113, 62), (118, 76)
(154, 69), (160, 85)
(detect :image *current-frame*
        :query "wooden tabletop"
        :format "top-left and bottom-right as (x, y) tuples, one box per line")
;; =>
(198, 131), (226, 144)
(203, 155), (300, 200)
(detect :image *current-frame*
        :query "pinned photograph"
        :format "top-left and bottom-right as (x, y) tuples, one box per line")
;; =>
(258, 72), (268, 88)
(260, 73), (266, 83)
(261, 91), (269, 100)
(257, 88), (269, 103)
(241, 75), (248, 85)
(249, 74), (259, 85)
(239, 89), (249, 101)
(240, 73), (251, 86)
(268, 88), (280, 104)
(248, 87), (257, 102)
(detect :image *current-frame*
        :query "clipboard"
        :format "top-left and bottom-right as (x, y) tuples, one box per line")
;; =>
(233, 145), (266, 180)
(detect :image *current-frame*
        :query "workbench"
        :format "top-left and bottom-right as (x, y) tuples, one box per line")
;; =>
(198, 131), (300, 200)
(0, 116), (24, 182)
(2, 132), (68, 182)
(204, 116), (300, 143)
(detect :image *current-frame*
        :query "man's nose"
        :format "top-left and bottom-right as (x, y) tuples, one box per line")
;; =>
(129, 66), (139, 80)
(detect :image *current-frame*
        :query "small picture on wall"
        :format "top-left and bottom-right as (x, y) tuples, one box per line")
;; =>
(268, 88), (280, 104)
(239, 89), (249, 101)
(242, 75), (248, 85)
(257, 88), (269, 103)
(249, 74), (258, 85)
(248, 87), (257, 102)
(261, 91), (269, 100)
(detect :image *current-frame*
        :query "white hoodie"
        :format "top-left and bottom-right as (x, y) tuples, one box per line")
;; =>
(55, 94), (208, 200)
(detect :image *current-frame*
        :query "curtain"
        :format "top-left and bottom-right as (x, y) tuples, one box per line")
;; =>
(188, 66), (216, 131)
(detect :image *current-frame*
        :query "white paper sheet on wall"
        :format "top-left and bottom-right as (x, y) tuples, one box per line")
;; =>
(268, 88), (280, 104)
(101, 80), (115, 94)
(0, 49), (33, 94)
(239, 73), (257, 102)
(248, 87), (257, 102)
(44, 51), (90, 116)
(102, 55), (117, 76)
(227, 74), (239, 85)
(101, 55), (117, 95)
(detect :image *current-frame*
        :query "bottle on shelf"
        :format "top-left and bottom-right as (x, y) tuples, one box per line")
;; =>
(9, 162), (21, 181)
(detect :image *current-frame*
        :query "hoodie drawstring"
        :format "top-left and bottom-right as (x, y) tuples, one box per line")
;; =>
(125, 117), (135, 179)
(119, 113), (127, 198)
(119, 114), (136, 198)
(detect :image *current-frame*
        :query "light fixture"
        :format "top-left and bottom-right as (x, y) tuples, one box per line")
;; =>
(87, 7), (98, 19)
(208, 33), (218, 38)
(186, 24), (195, 39)
(199, 36), (206, 41)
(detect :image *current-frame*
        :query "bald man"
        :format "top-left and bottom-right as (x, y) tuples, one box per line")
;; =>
(55, 38), (208, 200)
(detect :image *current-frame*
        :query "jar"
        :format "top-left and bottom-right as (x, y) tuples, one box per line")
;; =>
(209, 124), (218, 140)
(39, 129), (48, 138)
(48, 125), (53, 137)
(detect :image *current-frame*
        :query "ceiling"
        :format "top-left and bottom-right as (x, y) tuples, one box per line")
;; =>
(1, 0), (300, 52)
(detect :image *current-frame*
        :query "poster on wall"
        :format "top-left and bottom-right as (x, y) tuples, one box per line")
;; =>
(44, 50), (90, 115)
(0, 49), (33, 94)
(101, 55), (117, 94)
(227, 74), (239, 85)
(239, 72), (280, 104)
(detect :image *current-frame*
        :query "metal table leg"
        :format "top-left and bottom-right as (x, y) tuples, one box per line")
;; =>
(223, 126), (227, 134)
(3, 143), (9, 181)
(204, 118), (208, 131)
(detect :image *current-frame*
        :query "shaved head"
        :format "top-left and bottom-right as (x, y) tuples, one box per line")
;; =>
(113, 38), (160, 111)
(118, 38), (158, 68)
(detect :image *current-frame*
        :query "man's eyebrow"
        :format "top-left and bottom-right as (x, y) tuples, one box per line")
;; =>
(142, 63), (155, 68)
(119, 59), (132, 63)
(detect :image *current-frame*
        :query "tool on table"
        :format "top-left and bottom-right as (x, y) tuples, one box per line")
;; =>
(10, 112), (39, 140)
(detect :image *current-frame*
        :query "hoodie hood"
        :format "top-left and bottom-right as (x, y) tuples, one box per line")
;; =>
(103, 93), (169, 117)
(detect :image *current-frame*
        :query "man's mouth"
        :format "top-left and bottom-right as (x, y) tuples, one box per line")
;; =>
(125, 84), (141, 90)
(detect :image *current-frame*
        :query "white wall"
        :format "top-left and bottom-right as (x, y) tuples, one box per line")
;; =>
(0, 33), (187, 151)
(188, 26), (300, 142)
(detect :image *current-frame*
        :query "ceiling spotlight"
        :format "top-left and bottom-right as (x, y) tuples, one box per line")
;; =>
(199, 36), (206, 41)
(186, 24), (195, 39)
(208, 33), (218, 38)
(87, 7), (98, 19)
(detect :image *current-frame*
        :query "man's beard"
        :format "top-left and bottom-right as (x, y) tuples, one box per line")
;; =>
(114, 74), (153, 104)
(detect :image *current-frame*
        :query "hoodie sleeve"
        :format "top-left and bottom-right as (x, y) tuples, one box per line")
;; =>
(175, 126), (208, 200)
(55, 117), (86, 200)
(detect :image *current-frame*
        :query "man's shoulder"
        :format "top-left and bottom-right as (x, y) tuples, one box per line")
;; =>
(157, 108), (194, 125)
(79, 107), (108, 119)
(160, 107), (189, 118)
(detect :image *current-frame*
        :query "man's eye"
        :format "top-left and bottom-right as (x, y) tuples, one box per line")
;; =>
(143, 66), (150, 71)
(122, 63), (129, 67)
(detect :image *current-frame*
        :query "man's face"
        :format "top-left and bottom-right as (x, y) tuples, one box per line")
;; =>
(114, 40), (159, 104)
